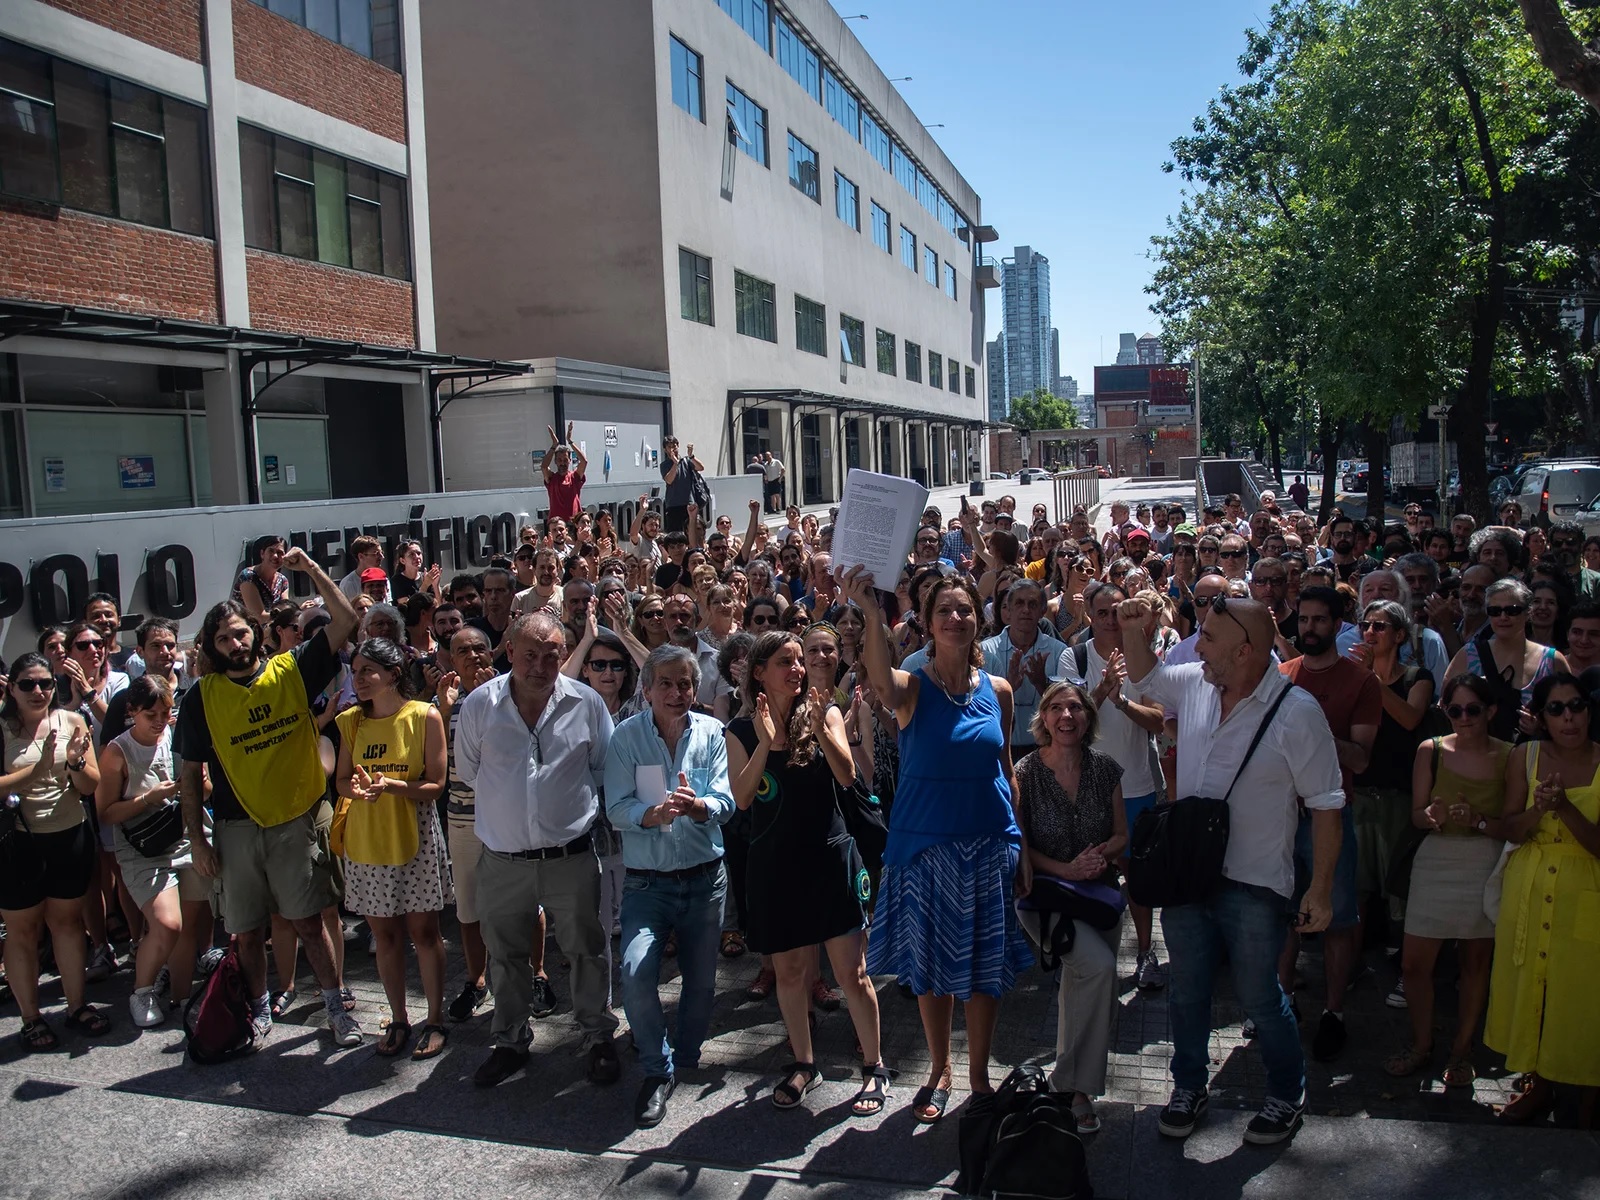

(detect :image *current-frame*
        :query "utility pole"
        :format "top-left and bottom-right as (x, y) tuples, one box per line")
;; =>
(1193, 351), (1204, 517)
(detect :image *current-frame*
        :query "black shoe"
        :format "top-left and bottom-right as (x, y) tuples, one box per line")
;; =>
(473, 1045), (530, 1088)
(447, 980), (487, 1024)
(588, 1037), (622, 1085)
(530, 974), (557, 1019)
(1244, 1095), (1305, 1144)
(1311, 1010), (1347, 1062)
(635, 1075), (675, 1127)
(1158, 1086), (1210, 1138)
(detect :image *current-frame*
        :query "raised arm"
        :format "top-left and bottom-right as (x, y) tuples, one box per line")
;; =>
(836, 565), (917, 724)
(281, 546), (359, 651)
(738, 499), (764, 566)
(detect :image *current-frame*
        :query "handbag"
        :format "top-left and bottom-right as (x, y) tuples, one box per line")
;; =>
(123, 800), (185, 858)
(1015, 874), (1126, 971)
(833, 772), (888, 875)
(1127, 681), (1291, 908)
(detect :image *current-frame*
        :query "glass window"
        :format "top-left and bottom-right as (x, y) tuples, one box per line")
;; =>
(241, 123), (274, 249)
(337, 0), (372, 58)
(734, 270), (775, 342)
(876, 329), (896, 375)
(726, 82), (767, 166)
(162, 99), (209, 235)
(679, 247), (713, 324)
(899, 225), (916, 271)
(892, 142), (915, 195)
(870, 201), (889, 252)
(944, 261), (957, 299)
(862, 112), (890, 171)
(377, 170), (408, 279)
(716, 0), (770, 52)
(949, 358), (961, 393)
(111, 118), (166, 228)
(965, 366), (976, 398)
(905, 341), (921, 384)
(787, 132), (818, 201)
(929, 351), (943, 390)
(794, 294), (825, 356)
(0, 42), (63, 201)
(670, 35), (704, 121)
(347, 162), (381, 272)
(924, 244), (938, 286)
(775, 17), (819, 102)
(840, 314), (864, 366)
(834, 170), (858, 229)
(53, 62), (111, 214)
(253, 0), (399, 70)
(312, 149), (349, 267)
(822, 68), (859, 140)
(917, 167), (937, 215)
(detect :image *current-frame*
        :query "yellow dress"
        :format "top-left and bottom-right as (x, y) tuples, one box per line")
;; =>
(1483, 745), (1600, 1085)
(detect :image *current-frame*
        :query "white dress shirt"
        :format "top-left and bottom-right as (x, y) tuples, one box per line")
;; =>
(455, 672), (613, 853)
(1059, 641), (1157, 796)
(1131, 660), (1344, 897)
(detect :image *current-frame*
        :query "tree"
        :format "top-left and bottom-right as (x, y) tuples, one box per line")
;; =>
(1519, 0), (1600, 115)
(1007, 389), (1078, 431)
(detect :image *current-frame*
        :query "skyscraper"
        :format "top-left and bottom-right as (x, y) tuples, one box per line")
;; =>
(1058, 375), (1078, 400)
(987, 335), (1008, 422)
(1115, 332), (1138, 365)
(1050, 328), (1061, 394)
(1001, 246), (1053, 400)
(1137, 333), (1166, 364)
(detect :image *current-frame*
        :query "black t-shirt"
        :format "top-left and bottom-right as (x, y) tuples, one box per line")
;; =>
(467, 615), (507, 651)
(98, 674), (193, 749)
(390, 572), (420, 600)
(661, 457), (694, 507)
(176, 631), (340, 822)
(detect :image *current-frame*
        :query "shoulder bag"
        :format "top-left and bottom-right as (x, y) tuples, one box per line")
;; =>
(1127, 679), (1292, 909)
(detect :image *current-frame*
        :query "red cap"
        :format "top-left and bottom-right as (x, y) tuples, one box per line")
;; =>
(360, 567), (388, 583)
(1125, 527), (1152, 543)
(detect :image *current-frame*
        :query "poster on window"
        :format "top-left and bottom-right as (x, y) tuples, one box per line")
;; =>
(44, 458), (66, 493)
(119, 455), (156, 490)
(264, 455), (281, 484)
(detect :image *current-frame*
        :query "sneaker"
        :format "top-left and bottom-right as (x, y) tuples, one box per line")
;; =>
(530, 974), (557, 1019)
(1158, 1086), (1210, 1138)
(1244, 1095), (1305, 1144)
(366, 932), (377, 956)
(328, 1006), (364, 1047)
(1311, 1010), (1347, 1061)
(448, 980), (488, 1023)
(1385, 979), (1408, 1009)
(128, 986), (166, 1028)
(249, 1010), (273, 1044)
(1135, 950), (1167, 991)
(154, 965), (172, 1007)
(1242, 1016), (1257, 1040)
(84, 943), (118, 983)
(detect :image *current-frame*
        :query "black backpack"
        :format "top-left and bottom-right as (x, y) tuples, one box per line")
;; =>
(957, 1065), (1093, 1199)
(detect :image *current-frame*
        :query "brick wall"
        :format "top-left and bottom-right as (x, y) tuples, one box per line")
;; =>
(245, 250), (414, 347)
(41, 0), (204, 61)
(0, 202), (219, 320)
(232, 0), (407, 143)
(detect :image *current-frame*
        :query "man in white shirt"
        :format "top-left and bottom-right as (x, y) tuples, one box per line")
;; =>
(762, 451), (786, 513)
(337, 534), (385, 600)
(1117, 593), (1343, 1148)
(981, 580), (1068, 758)
(455, 612), (621, 1089)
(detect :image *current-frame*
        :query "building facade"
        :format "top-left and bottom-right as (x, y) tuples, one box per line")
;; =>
(1093, 362), (1195, 477)
(987, 334), (1007, 422)
(422, 0), (996, 504)
(999, 244), (1050, 401)
(1136, 332), (1165, 365)
(1114, 332), (1137, 365)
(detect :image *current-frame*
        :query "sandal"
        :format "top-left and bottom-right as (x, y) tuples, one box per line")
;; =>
(772, 1061), (821, 1109)
(746, 967), (776, 1002)
(64, 1005), (110, 1036)
(1071, 1095), (1101, 1134)
(376, 1021), (412, 1057)
(270, 988), (297, 1019)
(1383, 1045), (1433, 1077)
(1442, 1056), (1476, 1089)
(341, 986), (357, 1013)
(852, 1063), (891, 1117)
(811, 977), (842, 1012)
(411, 1023), (449, 1061)
(911, 1083), (951, 1124)
(720, 930), (747, 959)
(19, 1018), (59, 1052)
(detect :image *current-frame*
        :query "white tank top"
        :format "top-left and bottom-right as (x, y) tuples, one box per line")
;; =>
(110, 725), (189, 864)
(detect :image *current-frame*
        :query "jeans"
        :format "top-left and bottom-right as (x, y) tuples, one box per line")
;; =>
(619, 862), (726, 1079)
(1162, 880), (1304, 1105)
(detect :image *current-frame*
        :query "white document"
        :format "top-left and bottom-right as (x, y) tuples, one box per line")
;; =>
(634, 764), (667, 806)
(832, 468), (931, 590)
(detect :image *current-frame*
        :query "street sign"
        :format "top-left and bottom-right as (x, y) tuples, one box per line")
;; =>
(1485, 422), (1498, 435)
(1427, 404), (1453, 419)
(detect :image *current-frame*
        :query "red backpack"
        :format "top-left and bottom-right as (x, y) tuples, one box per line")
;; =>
(183, 940), (259, 1063)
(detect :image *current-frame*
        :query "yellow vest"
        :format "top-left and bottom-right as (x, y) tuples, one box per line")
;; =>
(335, 701), (429, 866)
(200, 652), (327, 828)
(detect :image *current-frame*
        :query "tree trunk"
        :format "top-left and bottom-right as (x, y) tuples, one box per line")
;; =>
(1518, 0), (1600, 117)
(1266, 419), (1284, 485)
(1317, 422), (1343, 524)
(1363, 423), (1389, 526)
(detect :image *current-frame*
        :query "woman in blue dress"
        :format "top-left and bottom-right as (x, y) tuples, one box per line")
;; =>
(837, 565), (1033, 1124)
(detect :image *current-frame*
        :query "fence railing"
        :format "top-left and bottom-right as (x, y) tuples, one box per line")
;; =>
(1053, 468), (1101, 521)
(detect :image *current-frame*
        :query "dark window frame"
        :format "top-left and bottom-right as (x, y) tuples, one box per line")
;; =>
(678, 247), (713, 325)
(734, 269), (776, 343)
(669, 34), (705, 121)
(794, 294), (826, 356)
(250, 0), (400, 71)
(787, 131), (819, 202)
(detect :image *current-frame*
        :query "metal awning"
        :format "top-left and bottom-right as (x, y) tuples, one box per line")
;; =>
(728, 387), (986, 426)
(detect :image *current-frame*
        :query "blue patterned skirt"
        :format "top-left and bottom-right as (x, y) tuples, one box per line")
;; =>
(866, 836), (1034, 999)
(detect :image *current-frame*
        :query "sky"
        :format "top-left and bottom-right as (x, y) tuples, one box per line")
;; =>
(840, 0), (1266, 391)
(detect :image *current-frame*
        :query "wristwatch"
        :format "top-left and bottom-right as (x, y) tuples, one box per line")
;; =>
(67, 756), (88, 772)
(1474, 816), (1489, 833)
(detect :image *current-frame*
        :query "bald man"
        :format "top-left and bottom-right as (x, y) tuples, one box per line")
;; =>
(1116, 593), (1344, 1147)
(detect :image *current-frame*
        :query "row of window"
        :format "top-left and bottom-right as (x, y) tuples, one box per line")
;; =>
(0, 39), (411, 280)
(712, 0), (965, 239)
(249, 0), (401, 71)
(678, 248), (976, 400)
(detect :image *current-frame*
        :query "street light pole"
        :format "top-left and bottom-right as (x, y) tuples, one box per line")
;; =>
(1193, 350), (1204, 517)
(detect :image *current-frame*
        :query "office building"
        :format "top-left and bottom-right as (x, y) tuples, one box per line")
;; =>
(1115, 332), (1137, 365)
(422, 0), (996, 502)
(987, 335), (1007, 422)
(1136, 332), (1165, 365)
(1049, 327), (1060, 393)
(1057, 374), (1078, 400)
(999, 244), (1051, 400)
(1094, 362), (1194, 477)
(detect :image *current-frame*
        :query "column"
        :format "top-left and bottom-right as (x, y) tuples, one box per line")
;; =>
(399, 0), (436, 350)
(400, 375), (435, 492)
(203, 0), (249, 325)
(203, 350), (250, 506)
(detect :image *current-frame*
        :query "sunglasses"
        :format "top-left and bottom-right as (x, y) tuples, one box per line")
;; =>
(749, 615), (777, 626)
(1550, 538), (1581, 551)
(640, 610), (665, 620)
(73, 639), (103, 651)
(1219, 549), (1247, 559)
(585, 660), (628, 673)
(1252, 576), (1286, 586)
(1193, 594), (1222, 608)
(1485, 604), (1528, 618)
(12, 677), (53, 694)
(1544, 697), (1592, 716)
(1445, 703), (1485, 719)
(1358, 620), (1395, 632)
(1210, 594), (1251, 642)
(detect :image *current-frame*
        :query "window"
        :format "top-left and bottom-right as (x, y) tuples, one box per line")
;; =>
(834, 171), (858, 229)
(924, 244), (938, 285)
(965, 366), (976, 398)
(949, 358), (961, 393)
(944, 262), (957, 298)
(0, 40), (212, 234)
(840, 314), (864, 366)
(905, 340), (922, 383)
(822, 68), (859, 140)
(929, 352), (943, 389)
(916, 167), (937, 216)
(240, 125), (409, 278)
(787, 132), (819, 201)
(870, 201), (890, 252)
(678, 248), (712, 324)
(734, 270), (775, 342)
(892, 142), (915, 195)
(250, 0), (400, 70)
(899, 225), (916, 271)
(716, 0), (770, 51)
(876, 329), (896, 375)
(726, 83), (768, 166)
(775, 17), (819, 102)
(862, 112), (890, 171)
(669, 35), (704, 120)
(794, 294), (825, 356)
(938, 193), (957, 237)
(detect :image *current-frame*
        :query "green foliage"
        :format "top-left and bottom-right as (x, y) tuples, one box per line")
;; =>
(1007, 389), (1079, 431)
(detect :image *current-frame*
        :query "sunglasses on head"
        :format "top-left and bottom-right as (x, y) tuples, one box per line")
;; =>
(1545, 697), (1591, 717)
(12, 677), (53, 694)
(1486, 604), (1527, 618)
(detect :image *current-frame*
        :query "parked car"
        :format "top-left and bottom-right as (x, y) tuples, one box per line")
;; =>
(1342, 461), (1367, 492)
(1016, 468), (1047, 484)
(988, 471), (1009, 480)
(1512, 461), (1600, 528)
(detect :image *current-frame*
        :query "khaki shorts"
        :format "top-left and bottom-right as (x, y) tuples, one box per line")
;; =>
(214, 807), (336, 933)
(447, 817), (483, 925)
(120, 857), (212, 912)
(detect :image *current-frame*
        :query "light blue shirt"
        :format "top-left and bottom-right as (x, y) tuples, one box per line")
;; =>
(604, 709), (734, 871)
(981, 627), (1069, 746)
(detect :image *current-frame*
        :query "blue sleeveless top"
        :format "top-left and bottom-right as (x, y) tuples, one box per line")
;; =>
(886, 668), (1020, 867)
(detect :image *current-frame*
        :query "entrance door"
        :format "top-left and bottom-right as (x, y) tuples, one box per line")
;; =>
(844, 419), (862, 471)
(908, 425), (927, 486)
(801, 414), (823, 503)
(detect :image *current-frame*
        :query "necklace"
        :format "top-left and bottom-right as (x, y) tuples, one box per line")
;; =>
(927, 660), (976, 706)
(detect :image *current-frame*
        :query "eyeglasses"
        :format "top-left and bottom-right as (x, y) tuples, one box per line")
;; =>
(1544, 697), (1592, 716)
(749, 615), (776, 626)
(1358, 620), (1396, 632)
(585, 660), (628, 673)
(1219, 549), (1247, 559)
(1485, 604), (1528, 618)
(1550, 538), (1581, 551)
(1252, 576), (1286, 587)
(12, 677), (53, 694)
(1445, 703), (1485, 719)
(72, 639), (103, 651)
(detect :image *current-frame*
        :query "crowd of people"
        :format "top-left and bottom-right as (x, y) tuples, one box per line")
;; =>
(1, 458), (1596, 1140)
